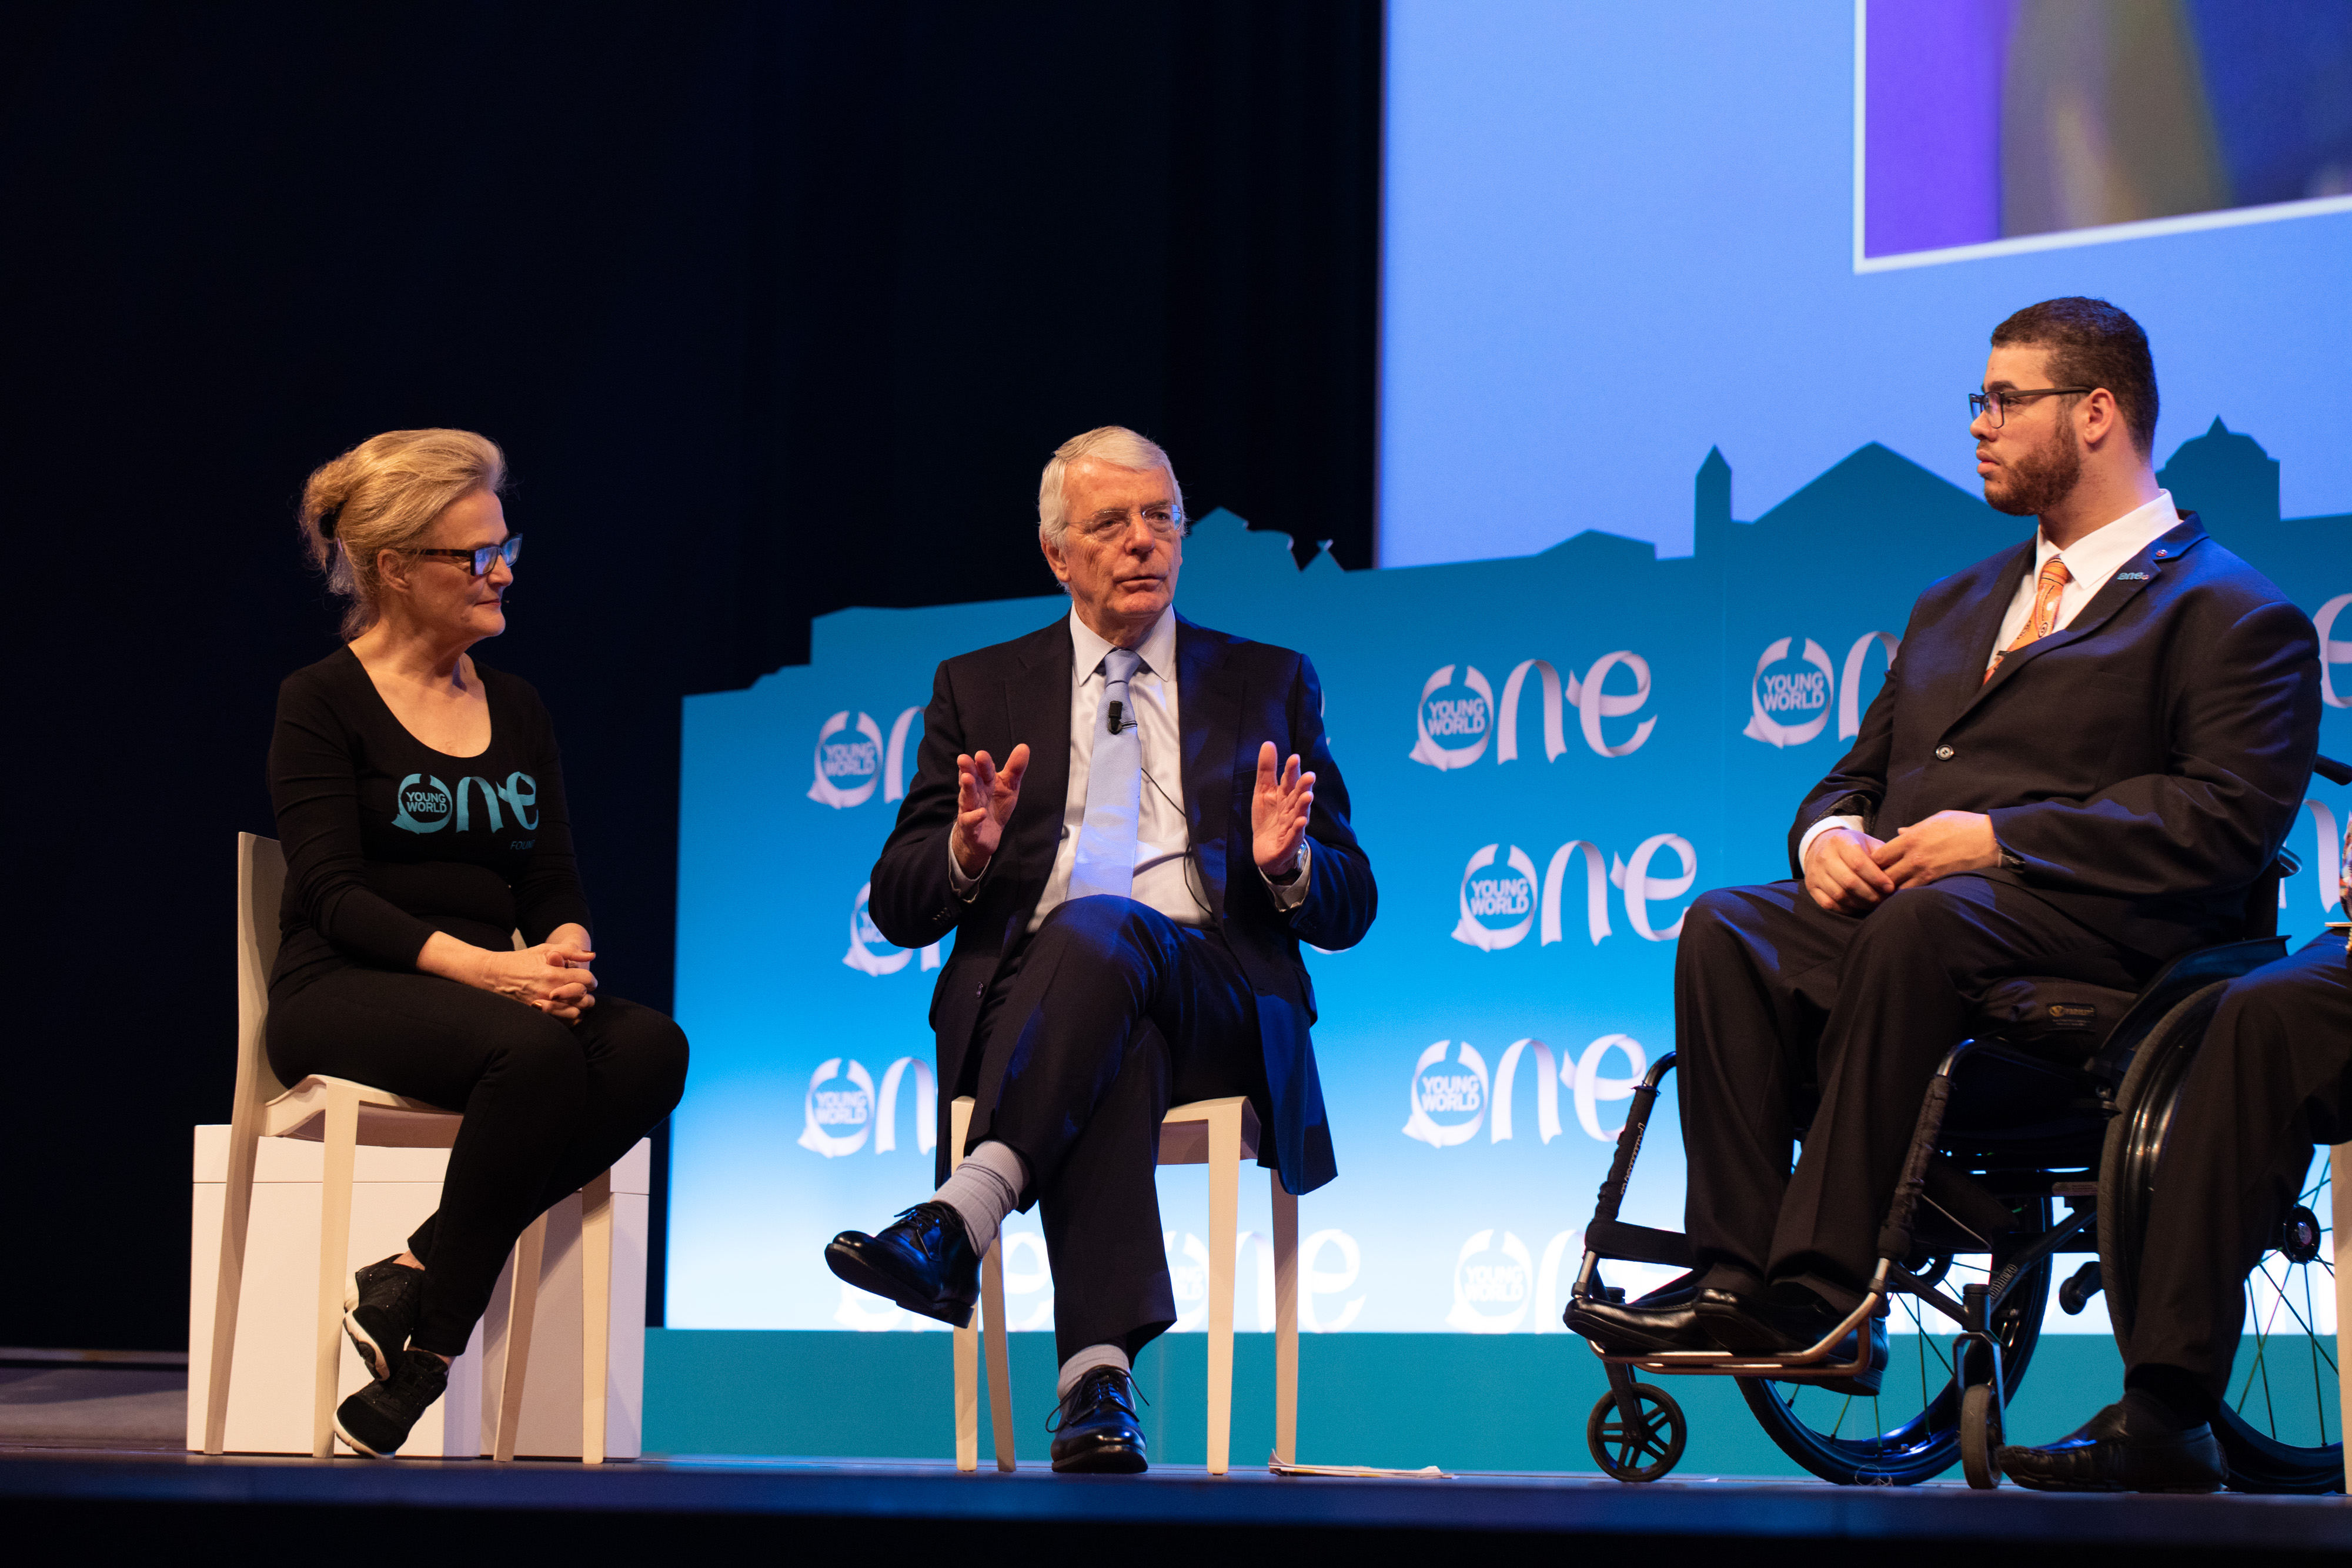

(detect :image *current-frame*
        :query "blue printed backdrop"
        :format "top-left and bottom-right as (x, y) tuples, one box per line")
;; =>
(669, 426), (2350, 1338)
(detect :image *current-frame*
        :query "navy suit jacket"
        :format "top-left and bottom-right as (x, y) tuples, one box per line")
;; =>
(1791, 514), (2320, 958)
(866, 613), (1377, 1195)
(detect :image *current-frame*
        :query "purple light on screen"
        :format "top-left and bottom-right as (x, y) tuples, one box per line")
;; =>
(1865, 0), (2012, 257)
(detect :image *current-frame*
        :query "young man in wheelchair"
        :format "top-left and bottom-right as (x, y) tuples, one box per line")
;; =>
(1568, 299), (2322, 1456)
(1997, 824), (2351, 1492)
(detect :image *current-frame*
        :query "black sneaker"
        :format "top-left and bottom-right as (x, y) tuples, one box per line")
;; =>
(343, 1255), (425, 1382)
(333, 1348), (449, 1458)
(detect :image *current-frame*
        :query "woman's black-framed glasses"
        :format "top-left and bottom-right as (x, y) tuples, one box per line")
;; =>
(410, 537), (523, 576)
(1968, 388), (2093, 427)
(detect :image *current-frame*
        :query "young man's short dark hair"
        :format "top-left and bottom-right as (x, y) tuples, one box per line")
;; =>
(1990, 296), (2159, 457)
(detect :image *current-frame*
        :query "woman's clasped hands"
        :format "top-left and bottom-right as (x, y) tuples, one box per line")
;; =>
(476, 928), (599, 1022)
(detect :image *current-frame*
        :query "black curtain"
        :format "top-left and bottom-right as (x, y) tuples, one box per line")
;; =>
(0, 1), (1381, 1350)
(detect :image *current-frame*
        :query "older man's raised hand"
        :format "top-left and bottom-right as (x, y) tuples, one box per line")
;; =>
(1252, 740), (1315, 880)
(951, 744), (1030, 878)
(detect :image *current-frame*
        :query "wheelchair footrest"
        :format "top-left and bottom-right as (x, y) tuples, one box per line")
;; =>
(1582, 1290), (1883, 1382)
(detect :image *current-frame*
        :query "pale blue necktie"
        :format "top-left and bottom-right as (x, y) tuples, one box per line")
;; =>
(1067, 648), (1144, 902)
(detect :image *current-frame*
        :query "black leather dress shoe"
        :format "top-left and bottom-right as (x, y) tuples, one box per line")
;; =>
(1694, 1286), (1887, 1396)
(1997, 1393), (2225, 1493)
(824, 1202), (980, 1328)
(1050, 1366), (1148, 1474)
(1565, 1287), (1715, 1353)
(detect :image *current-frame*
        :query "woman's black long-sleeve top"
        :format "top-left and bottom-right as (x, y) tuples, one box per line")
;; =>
(266, 646), (593, 994)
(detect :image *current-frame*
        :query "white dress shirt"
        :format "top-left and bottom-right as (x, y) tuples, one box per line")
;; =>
(1982, 490), (2182, 667)
(1799, 490), (2183, 868)
(949, 605), (1311, 930)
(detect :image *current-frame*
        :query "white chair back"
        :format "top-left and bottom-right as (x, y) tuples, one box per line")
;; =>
(236, 833), (292, 1111)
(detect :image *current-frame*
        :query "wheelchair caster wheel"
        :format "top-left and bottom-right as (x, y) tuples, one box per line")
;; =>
(1960, 1382), (2002, 1489)
(1587, 1383), (1687, 1482)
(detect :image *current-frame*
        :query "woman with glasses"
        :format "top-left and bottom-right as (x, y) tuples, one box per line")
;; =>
(265, 427), (687, 1457)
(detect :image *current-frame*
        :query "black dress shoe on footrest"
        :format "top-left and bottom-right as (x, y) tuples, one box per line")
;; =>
(1565, 1292), (1714, 1354)
(824, 1201), (980, 1328)
(1050, 1366), (1148, 1474)
(1996, 1393), (2226, 1493)
(1695, 1286), (1887, 1396)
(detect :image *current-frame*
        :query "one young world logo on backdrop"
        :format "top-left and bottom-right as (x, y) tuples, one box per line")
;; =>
(1742, 633), (1900, 748)
(1409, 664), (1492, 769)
(809, 706), (927, 808)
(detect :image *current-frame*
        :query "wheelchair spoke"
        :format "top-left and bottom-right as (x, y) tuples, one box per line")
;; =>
(2253, 1258), (2334, 1371)
(2237, 1273), (2288, 1433)
(2305, 1259), (2328, 1447)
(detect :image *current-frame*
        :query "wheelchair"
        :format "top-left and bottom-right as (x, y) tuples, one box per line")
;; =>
(1571, 755), (2352, 1491)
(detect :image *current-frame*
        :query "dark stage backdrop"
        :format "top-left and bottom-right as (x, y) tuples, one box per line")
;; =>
(0, 1), (1381, 1350)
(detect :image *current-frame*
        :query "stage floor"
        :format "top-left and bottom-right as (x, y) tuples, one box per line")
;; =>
(6, 1439), (2351, 1559)
(8, 1362), (2349, 1557)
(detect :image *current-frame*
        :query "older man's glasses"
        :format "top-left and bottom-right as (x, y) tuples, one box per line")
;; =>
(1969, 388), (2093, 427)
(1075, 509), (1182, 543)
(410, 537), (523, 576)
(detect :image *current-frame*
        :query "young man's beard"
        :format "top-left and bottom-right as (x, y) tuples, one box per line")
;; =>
(1983, 421), (2082, 517)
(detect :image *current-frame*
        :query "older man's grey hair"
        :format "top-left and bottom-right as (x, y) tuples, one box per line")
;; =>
(1036, 426), (1187, 545)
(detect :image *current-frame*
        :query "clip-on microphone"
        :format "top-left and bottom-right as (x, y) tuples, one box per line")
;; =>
(1108, 700), (1128, 735)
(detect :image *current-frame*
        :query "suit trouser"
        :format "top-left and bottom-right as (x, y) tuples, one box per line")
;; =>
(1677, 874), (2156, 1306)
(2127, 935), (2352, 1399)
(964, 895), (1265, 1364)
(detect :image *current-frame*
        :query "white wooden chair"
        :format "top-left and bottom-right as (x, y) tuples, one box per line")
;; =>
(205, 832), (617, 1461)
(948, 1093), (1298, 1475)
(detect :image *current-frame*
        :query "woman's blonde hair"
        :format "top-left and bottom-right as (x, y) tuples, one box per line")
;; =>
(299, 428), (507, 640)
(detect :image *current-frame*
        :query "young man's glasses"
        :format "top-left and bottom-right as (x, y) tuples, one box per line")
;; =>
(409, 537), (523, 576)
(1968, 388), (2093, 428)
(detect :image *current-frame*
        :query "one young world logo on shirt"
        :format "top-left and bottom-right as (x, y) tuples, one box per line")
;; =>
(392, 771), (540, 834)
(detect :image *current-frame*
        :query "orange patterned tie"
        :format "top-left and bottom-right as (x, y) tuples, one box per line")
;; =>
(1985, 557), (2071, 683)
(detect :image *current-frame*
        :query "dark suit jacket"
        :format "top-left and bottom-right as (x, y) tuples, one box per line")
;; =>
(1791, 514), (2320, 957)
(866, 613), (1377, 1196)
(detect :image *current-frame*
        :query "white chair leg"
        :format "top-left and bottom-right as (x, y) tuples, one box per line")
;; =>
(1272, 1172), (1299, 1467)
(312, 1085), (359, 1458)
(581, 1171), (614, 1465)
(950, 1097), (979, 1473)
(2334, 1145), (2351, 1496)
(1204, 1102), (1240, 1476)
(493, 1214), (547, 1462)
(981, 1241), (1015, 1472)
(205, 1108), (263, 1455)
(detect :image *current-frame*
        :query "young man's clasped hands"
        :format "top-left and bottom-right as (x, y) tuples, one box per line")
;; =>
(1802, 811), (2003, 915)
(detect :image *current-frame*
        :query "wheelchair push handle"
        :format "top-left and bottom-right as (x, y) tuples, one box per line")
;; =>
(1876, 1044), (1963, 1265)
(1590, 1052), (1677, 1225)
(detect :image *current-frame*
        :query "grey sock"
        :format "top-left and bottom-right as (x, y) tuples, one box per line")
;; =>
(930, 1139), (1027, 1255)
(1058, 1343), (1131, 1400)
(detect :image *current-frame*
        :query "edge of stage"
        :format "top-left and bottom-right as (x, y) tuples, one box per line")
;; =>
(8, 1446), (2352, 1559)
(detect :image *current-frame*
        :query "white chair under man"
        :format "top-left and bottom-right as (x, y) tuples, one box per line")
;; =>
(202, 832), (620, 1460)
(948, 1092), (1299, 1475)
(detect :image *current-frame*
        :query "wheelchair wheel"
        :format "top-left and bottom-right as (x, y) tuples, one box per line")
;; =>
(2099, 983), (2343, 1495)
(1959, 1381), (2002, 1489)
(1586, 1382), (1687, 1482)
(1739, 1200), (2052, 1486)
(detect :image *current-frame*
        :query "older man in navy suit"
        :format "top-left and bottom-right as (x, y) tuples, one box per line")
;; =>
(824, 426), (1377, 1473)
(1570, 299), (2320, 1492)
